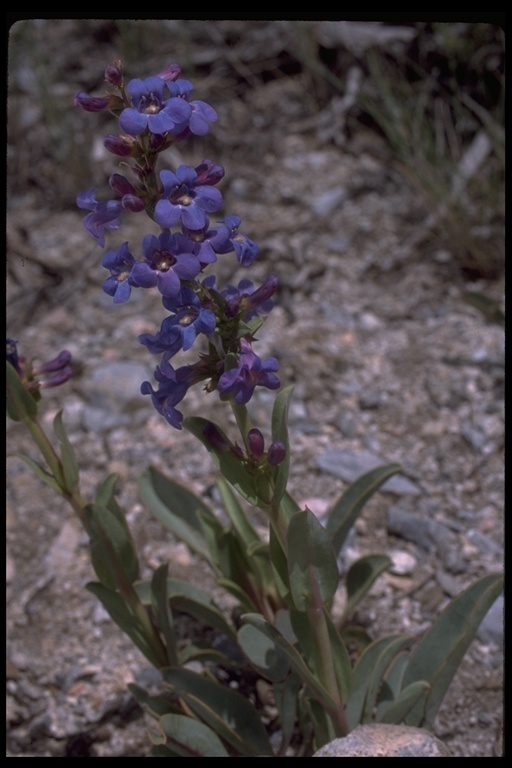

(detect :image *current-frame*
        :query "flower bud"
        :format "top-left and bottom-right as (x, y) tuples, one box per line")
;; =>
(103, 134), (134, 157)
(267, 440), (286, 467)
(38, 366), (73, 389)
(155, 62), (181, 82)
(74, 92), (111, 112)
(34, 349), (72, 375)
(194, 159), (225, 186)
(109, 173), (137, 197)
(247, 428), (265, 458)
(121, 194), (145, 212)
(104, 60), (123, 86)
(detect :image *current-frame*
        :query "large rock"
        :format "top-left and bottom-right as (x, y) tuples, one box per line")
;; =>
(313, 724), (451, 757)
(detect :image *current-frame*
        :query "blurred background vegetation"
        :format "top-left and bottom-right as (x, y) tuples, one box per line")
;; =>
(7, 19), (504, 280)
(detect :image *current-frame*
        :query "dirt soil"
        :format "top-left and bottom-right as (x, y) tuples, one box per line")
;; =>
(6, 20), (504, 757)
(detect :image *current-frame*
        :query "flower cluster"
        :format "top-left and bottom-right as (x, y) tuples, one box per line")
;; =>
(76, 60), (280, 429)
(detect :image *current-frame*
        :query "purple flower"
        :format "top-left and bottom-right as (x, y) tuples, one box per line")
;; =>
(267, 440), (287, 467)
(217, 338), (280, 405)
(215, 216), (259, 266)
(223, 275), (278, 320)
(130, 232), (202, 298)
(138, 286), (215, 357)
(103, 134), (135, 157)
(101, 241), (137, 303)
(119, 76), (192, 136)
(76, 188), (122, 247)
(166, 80), (218, 137)
(154, 166), (223, 230)
(141, 358), (189, 429)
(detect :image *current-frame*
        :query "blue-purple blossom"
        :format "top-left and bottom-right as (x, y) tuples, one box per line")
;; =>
(215, 216), (260, 266)
(74, 92), (111, 112)
(166, 80), (218, 137)
(154, 166), (223, 230)
(223, 275), (278, 320)
(217, 338), (280, 404)
(109, 174), (145, 212)
(138, 286), (216, 357)
(119, 76), (192, 136)
(102, 241), (137, 303)
(130, 232), (202, 298)
(140, 358), (189, 429)
(76, 188), (122, 247)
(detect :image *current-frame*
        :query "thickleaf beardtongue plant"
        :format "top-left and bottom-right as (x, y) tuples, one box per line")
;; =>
(75, 60), (280, 430)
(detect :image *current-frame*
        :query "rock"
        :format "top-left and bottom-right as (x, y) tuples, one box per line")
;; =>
(313, 724), (451, 757)
(387, 506), (453, 554)
(317, 449), (421, 496)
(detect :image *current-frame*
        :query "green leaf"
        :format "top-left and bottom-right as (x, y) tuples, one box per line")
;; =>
(128, 682), (178, 719)
(271, 384), (294, 506)
(86, 582), (162, 669)
(238, 622), (290, 682)
(52, 410), (79, 493)
(138, 466), (214, 563)
(402, 572), (503, 728)
(346, 634), (413, 730)
(83, 503), (139, 588)
(287, 508), (339, 611)
(290, 608), (352, 704)
(6, 361), (37, 422)
(158, 713), (230, 757)
(273, 672), (302, 755)
(134, 578), (236, 640)
(379, 680), (430, 725)
(14, 453), (62, 494)
(269, 526), (293, 604)
(241, 613), (337, 710)
(217, 478), (261, 549)
(343, 554), (392, 622)
(162, 667), (273, 756)
(184, 417), (262, 506)
(150, 564), (178, 666)
(325, 463), (403, 558)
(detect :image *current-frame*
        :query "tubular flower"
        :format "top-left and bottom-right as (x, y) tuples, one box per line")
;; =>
(130, 232), (202, 298)
(214, 216), (260, 266)
(119, 76), (192, 136)
(165, 80), (218, 137)
(138, 287), (216, 357)
(76, 188), (122, 247)
(223, 275), (278, 320)
(154, 166), (223, 230)
(217, 338), (280, 405)
(101, 241), (137, 303)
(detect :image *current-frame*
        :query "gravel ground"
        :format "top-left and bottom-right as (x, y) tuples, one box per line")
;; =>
(7, 19), (504, 757)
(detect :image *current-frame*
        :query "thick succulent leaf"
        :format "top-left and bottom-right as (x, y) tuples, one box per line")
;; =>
(6, 361), (37, 421)
(52, 410), (79, 493)
(162, 667), (273, 756)
(86, 582), (163, 669)
(402, 571), (503, 728)
(138, 466), (214, 563)
(128, 682), (179, 718)
(325, 463), (403, 558)
(269, 526), (293, 604)
(271, 384), (294, 506)
(158, 713), (230, 756)
(150, 564), (178, 666)
(14, 453), (62, 493)
(346, 634), (413, 730)
(134, 578), (236, 640)
(183, 417), (261, 505)
(379, 680), (430, 725)
(217, 477), (261, 548)
(343, 554), (392, 622)
(287, 508), (339, 611)
(375, 650), (409, 719)
(238, 622), (290, 682)
(83, 502), (139, 588)
(290, 608), (352, 705)
(241, 613), (337, 710)
(273, 672), (302, 754)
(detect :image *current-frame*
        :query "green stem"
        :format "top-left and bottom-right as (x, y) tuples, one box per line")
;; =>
(229, 400), (253, 450)
(306, 601), (348, 737)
